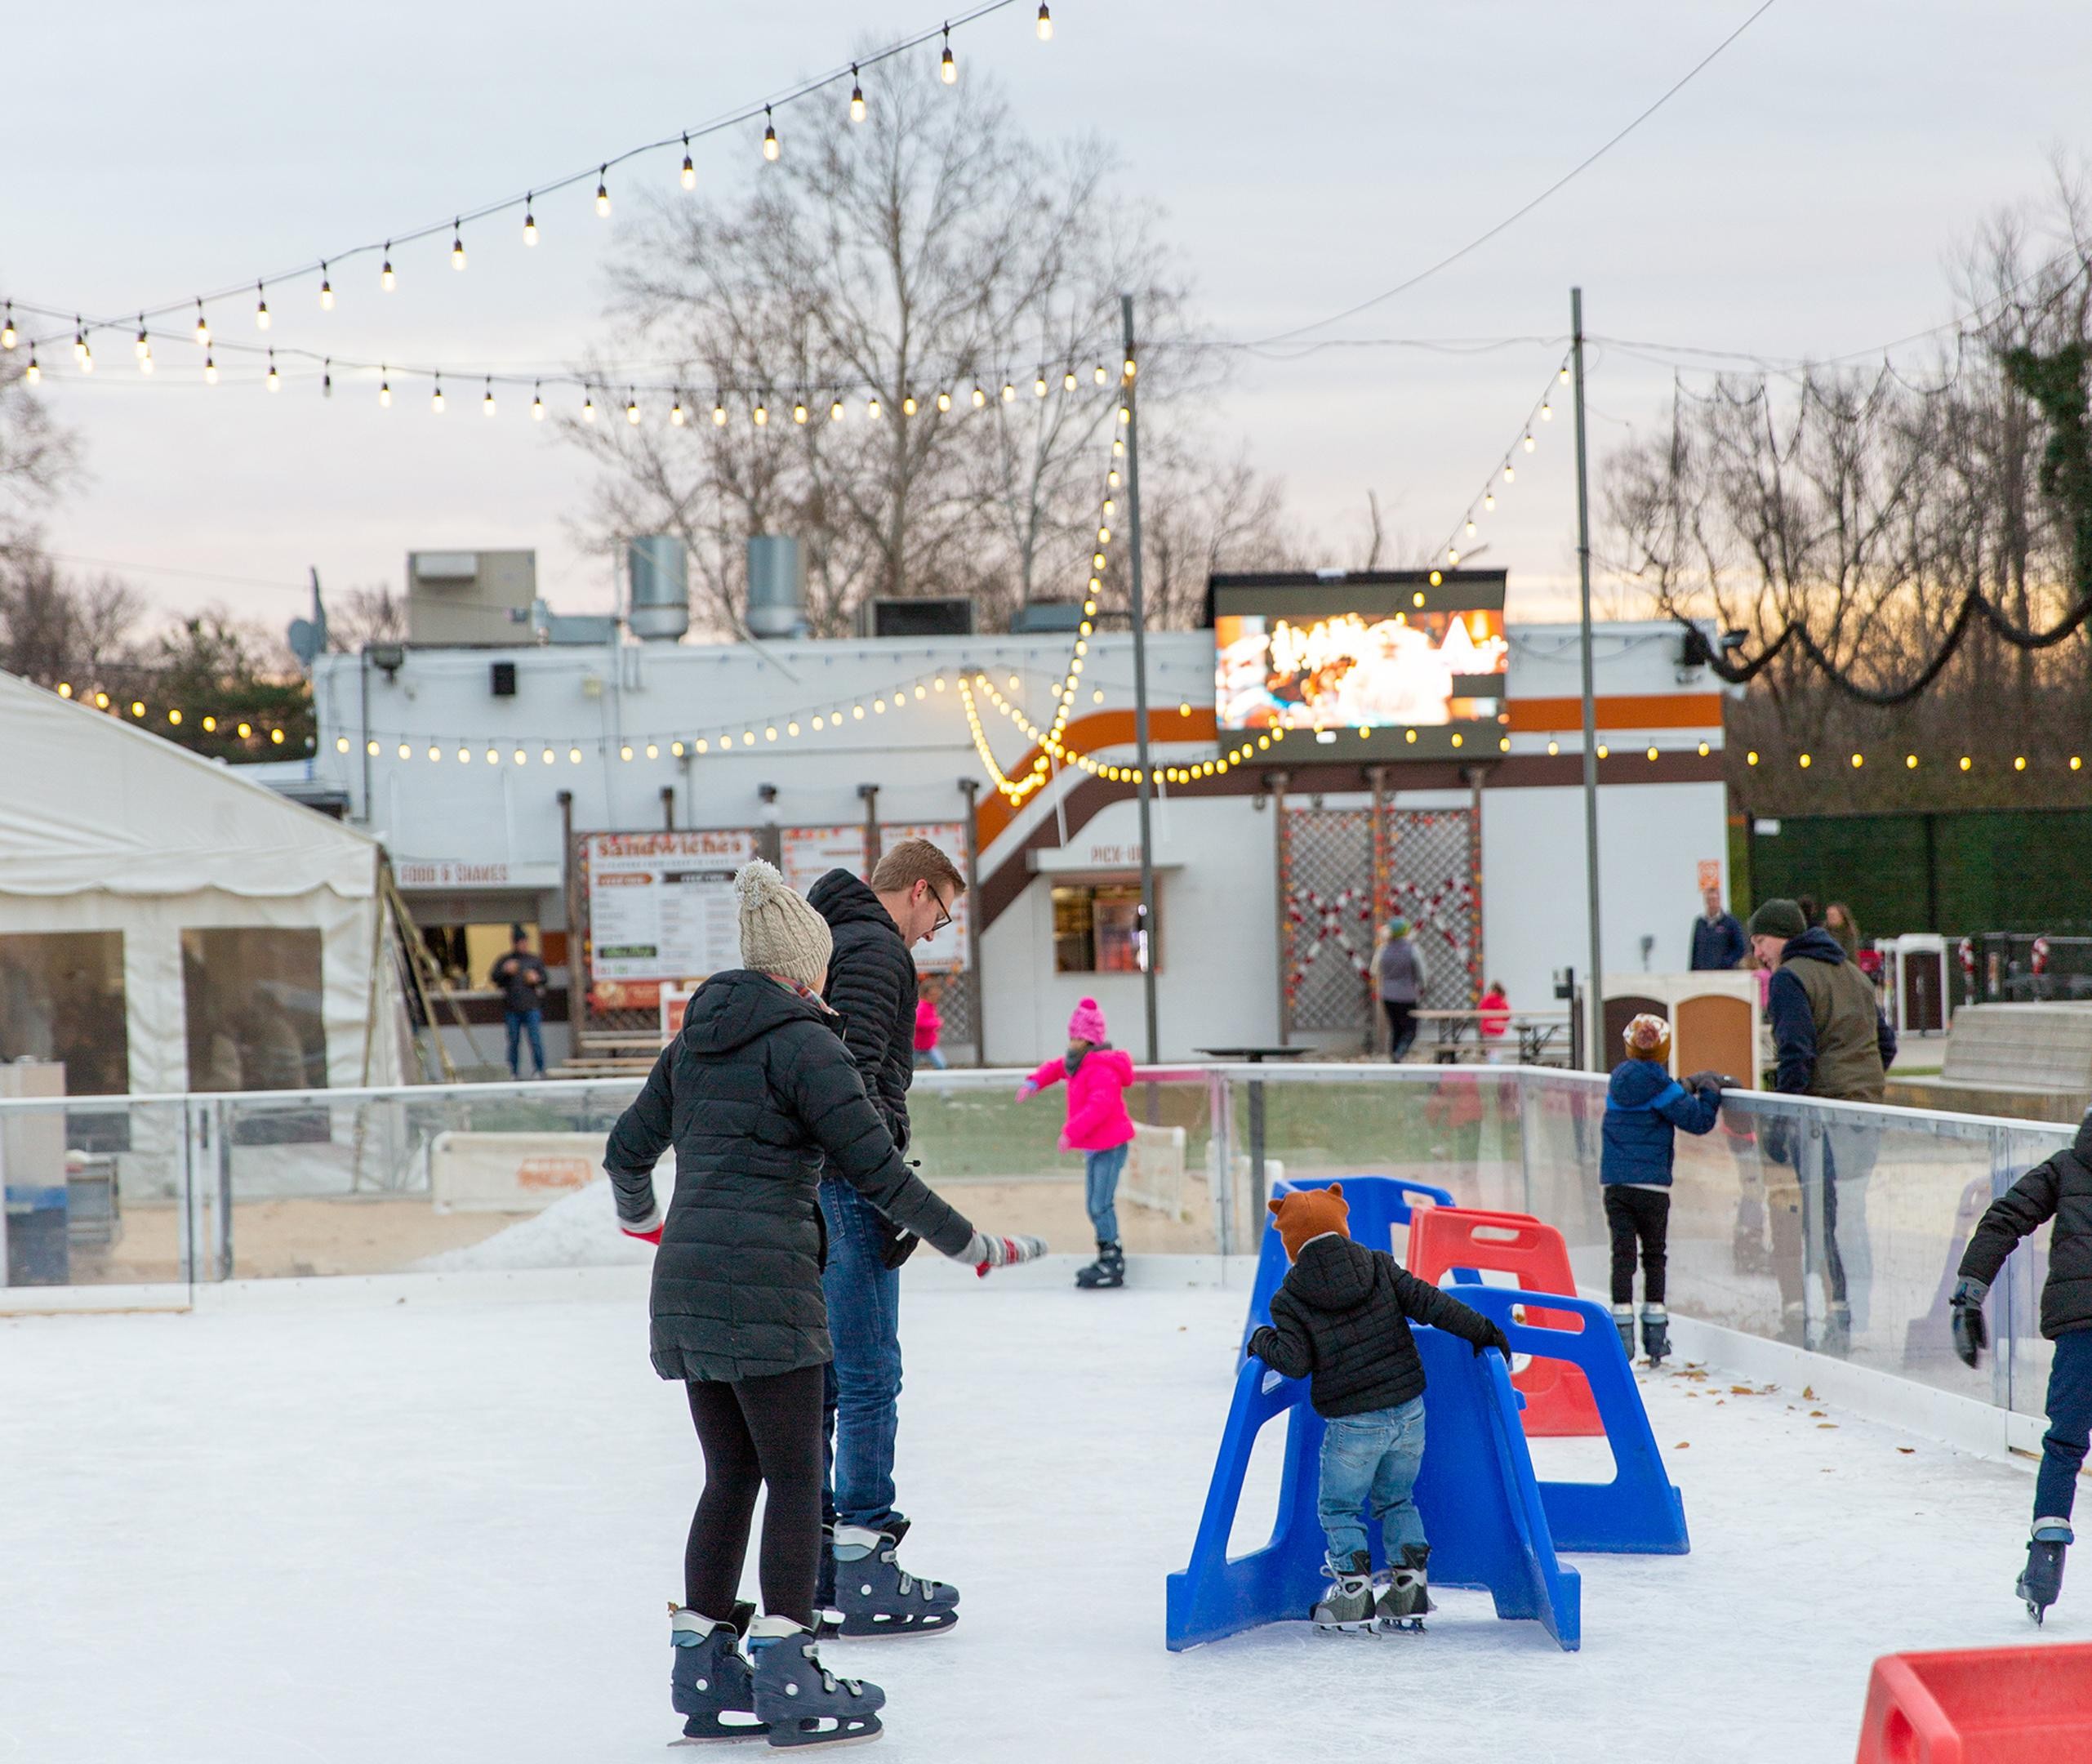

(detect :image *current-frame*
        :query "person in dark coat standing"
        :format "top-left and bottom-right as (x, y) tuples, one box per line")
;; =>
(1246, 1184), (1508, 1633)
(805, 837), (970, 1634)
(1600, 1013), (1724, 1365)
(1750, 898), (1898, 1349)
(1689, 884), (1746, 971)
(1951, 1109), (2092, 1621)
(490, 926), (550, 1078)
(605, 860), (1043, 1745)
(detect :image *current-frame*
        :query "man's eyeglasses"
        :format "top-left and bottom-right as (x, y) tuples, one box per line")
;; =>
(926, 885), (954, 937)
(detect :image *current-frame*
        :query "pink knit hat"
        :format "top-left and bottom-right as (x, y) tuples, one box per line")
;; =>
(1067, 997), (1108, 1043)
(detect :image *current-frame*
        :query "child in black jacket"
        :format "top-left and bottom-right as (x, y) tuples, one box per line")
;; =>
(1246, 1183), (1509, 1633)
(1950, 1107), (2092, 1622)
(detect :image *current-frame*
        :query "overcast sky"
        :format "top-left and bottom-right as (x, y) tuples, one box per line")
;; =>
(7, 0), (2090, 641)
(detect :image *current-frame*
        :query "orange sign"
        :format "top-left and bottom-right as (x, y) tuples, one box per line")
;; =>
(1697, 860), (1721, 891)
(517, 1157), (593, 1193)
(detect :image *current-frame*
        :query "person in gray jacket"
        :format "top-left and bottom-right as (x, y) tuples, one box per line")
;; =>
(1377, 919), (1428, 1062)
(604, 861), (1044, 1747)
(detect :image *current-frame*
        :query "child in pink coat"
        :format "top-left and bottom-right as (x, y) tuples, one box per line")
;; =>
(1018, 997), (1137, 1289)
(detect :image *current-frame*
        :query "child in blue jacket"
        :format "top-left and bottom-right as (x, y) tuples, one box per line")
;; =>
(1601, 1013), (1725, 1365)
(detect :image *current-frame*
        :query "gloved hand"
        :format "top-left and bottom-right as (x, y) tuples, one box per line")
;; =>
(1951, 1276), (1989, 1368)
(1685, 1070), (1734, 1094)
(1015, 1080), (1038, 1102)
(621, 1222), (664, 1246)
(963, 1232), (1049, 1277)
(1245, 1325), (1278, 1365)
(1473, 1320), (1512, 1358)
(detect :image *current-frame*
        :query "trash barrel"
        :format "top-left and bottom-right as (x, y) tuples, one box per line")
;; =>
(4, 1184), (71, 1285)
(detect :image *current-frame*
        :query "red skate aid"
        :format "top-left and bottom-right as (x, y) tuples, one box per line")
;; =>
(1854, 1644), (2092, 1763)
(1407, 1207), (1606, 1437)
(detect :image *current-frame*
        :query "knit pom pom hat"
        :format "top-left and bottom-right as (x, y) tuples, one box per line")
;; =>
(1622, 1012), (1672, 1063)
(1067, 997), (1108, 1043)
(1267, 1183), (1351, 1262)
(735, 859), (833, 990)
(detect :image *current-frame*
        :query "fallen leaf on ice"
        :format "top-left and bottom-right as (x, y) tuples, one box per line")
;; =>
(1897, 1447), (1915, 1455)
(1675, 1441), (1690, 1450)
(1803, 1385), (1816, 1400)
(1818, 1423), (1838, 1429)
(1729, 1385), (1756, 1395)
(1809, 1410), (1827, 1418)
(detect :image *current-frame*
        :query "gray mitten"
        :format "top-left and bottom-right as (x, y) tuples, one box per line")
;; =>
(961, 1232), (1049, 1276)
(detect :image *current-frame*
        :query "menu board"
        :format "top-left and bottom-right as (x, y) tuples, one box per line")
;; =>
(780, 826), (870, 895)
(584, 830), (758, 986)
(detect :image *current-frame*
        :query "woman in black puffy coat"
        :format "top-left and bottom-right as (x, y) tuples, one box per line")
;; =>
(605, 860), (1042, 1744)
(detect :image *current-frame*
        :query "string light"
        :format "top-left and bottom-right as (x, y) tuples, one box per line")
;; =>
(532, 383), (545, 421)
(1063, 370), (1077, 390)
(318, 266), (333, 310)
(902, 394), (918, 415)
(626, 390), (642, 425)
(752, 399), (768, 425)
(972, 385), (987, 408)
(763, 107), (780, 161)
(670, 394), (686, 426)
(850, 68), (867, 122)
(451, 223), (467, 270)
(192, 303), (209, 346)
(581, 392), (596, 422)
(940, 26), (957, 82)
(712, 400), (728, 426)
(483, 378), (496, 417)
(254, 283), (270, 331)
(381, 247), (395, 292)
(27, 350), (43, 384)
(0, 303), (14, 350)
(523, 198), (537, 245)
(867, 395), (881, 419)
(595, 168), (612, 216)
(830, 399), (845, 422)
(203, 353), (216, 384)
(379, 372), (392, 408)
(937, 391), (952, 412)
(681, 136), (697, 189)
(266, 350), (280, 393)
(430, 374), (444, 413)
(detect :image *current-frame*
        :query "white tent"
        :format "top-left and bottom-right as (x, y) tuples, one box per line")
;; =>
(0, 670), (408, 1098)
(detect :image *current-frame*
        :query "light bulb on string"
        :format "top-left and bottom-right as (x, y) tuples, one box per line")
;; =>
(0, 303), (13, 350)
(1035, 372), (1048, 397)
(1502, 464), (1515, 483)
(72, 320), (86, 364)
(1522, 433), (1536, 452)
(1108, 470), (1120, 488)
(581, 392), (596, 423)
(901, 394), (917, 415)
(791, 399), (808, 425)
(1484, 492), (1495, 510)
(670, 394), (686, 426)
(134, 317), (149, 360)
(451, 223), (466, 270)
(1539, 401), (1552, 421)
(1093, 364), (1108, 385)
(523, 198), (537, 245)
(483, 378), (496, 417)
(830, 399), (845, 422)
(1063, 369), (1077, 391)
(266, 350), (280, 393)
(1560, 365), (1571, 384)
(203, 353), (217, 385)
(1036, 2), (1053, 38)
(430, 374), (443, 413)
(532, 382), (545, 421)
(937, 390), (952, 412)
(763, 106), (779, 161)
(752, 399), (768, 426)
(850, 67), (866, 122)
(626, 390), (642, 425)
(379, 371), (391, 408)
(595, 167), (612, 216)
(1000, 381), (1016, 403)
(940, 27), (956, 82)
(255, 283), (270, 330)
(1465, 519), (1476, 537)
(192, 304), (208, 346)
(681, 136), (697, 189)
(318, 265), (333, 310)
(78, 336), (93, 373)
(971, 385), (987, 408)
(1112, 439), (1124, 457)
(866, 395), (880, 419)
(381, 247), (395, 292)
(21, 348), (40, 383)
(712, 400), (727, 426)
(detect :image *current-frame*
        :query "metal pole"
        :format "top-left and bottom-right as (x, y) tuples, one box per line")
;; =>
(958, 777), (986, 1066)
(1572, 286), (1605, 1071)
(1122, 292), (1160, 1065)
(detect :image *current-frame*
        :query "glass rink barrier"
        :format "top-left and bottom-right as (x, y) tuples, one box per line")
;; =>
(0, 1061), (2078, 1424)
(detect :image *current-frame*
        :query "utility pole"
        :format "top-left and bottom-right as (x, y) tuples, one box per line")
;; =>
(1572, 286), (1605, 1071)
(1122, 292), (1160, 1067)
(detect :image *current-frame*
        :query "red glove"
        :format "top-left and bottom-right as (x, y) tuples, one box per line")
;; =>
(622, 1223), (664, 1245)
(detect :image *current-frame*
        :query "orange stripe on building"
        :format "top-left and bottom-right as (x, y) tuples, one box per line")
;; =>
(1507, 693), (1724, 732)
(973, 706), (1218, 849)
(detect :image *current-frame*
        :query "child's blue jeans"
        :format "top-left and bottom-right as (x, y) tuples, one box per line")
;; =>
(2036, 1327), (2092, 1525)
(1317, 1395), (1428, 1568)
(1084, 1143), (1128, 1243)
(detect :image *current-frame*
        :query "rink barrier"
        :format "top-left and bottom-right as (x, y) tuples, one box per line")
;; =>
(1167, 1324), (1581, 1651)
(1409, 1206), (1607, 1438)
(1855, 1642), (2092, 1763)
(1237, 1174), (1455, 1355)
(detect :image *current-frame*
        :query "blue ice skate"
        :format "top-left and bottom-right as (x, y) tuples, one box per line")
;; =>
(747, 1617), (885, 1749)
(670, 1599), (768, 1744)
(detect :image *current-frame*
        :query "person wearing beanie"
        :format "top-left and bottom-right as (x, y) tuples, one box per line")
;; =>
(1246, 1183), (1509, 1633)
(1749, 895), (1898, 1349)
(1600, 1012), (1724, 1365)
(603, 859), (1045, 1744)
(1017, 998), (1137, 1289)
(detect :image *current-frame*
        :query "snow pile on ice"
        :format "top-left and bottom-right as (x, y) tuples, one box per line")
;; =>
(414, 1174), (664, 1272)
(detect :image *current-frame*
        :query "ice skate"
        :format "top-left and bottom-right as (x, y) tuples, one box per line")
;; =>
(1374, 1543), (1434, 1634)
(669, 1600), (768, 1745)
(1311, 1550), (1377, 1635)
(1611, 1304), (1636, 1361)
(1075, 1241), (1124, 1290)
(2018, 1519), (2072, 1624)
(746, 1617), (884, 1749)
(831, 1518), (959, 1637)
(1640, 1305), (1671, 1367)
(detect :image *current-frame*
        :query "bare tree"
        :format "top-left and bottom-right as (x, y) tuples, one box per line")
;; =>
(327, 585), (409, 651)
(0, 553), (141, 687)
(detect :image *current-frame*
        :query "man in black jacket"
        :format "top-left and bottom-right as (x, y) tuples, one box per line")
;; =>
(1246, 1183), (1507, 1633)
(807, 837), (968, 1635)
(1950, 1109), (2092, 1621)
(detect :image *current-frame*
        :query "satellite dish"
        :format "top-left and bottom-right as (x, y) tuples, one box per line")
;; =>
(287, 617), (323, 669)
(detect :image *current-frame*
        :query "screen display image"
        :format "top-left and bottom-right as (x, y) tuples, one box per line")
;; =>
(1215, 608), (1507, 731)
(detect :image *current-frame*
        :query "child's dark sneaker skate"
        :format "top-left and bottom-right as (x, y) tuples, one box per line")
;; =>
(670, 1600), (768, 1744)
(831, 1519), (959, 1637)
(1374, 1542), (1434, 1633)
(1311, 1549), (1377, 1635)
(746, 1617), (884, 1749)
(1075, 1241), (1124, 1289)
(1612, 1303), (1636, 1361)
(1639, 1304), (1671, 1366)
(2019, 1519), (2072, 1624)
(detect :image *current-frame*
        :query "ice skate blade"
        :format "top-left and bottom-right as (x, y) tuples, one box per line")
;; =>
(766, 1713), (884, 1749)
(1376, 1617), (1427, 1634)
(1311, 1619), (1379, 1637)
(835, 1607), (958, 1639)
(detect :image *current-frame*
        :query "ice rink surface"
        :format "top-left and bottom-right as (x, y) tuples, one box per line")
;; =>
(2, 1269), (2080, 1763)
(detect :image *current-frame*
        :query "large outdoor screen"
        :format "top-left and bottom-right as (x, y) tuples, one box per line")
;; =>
(1208, 570), (1509, 762)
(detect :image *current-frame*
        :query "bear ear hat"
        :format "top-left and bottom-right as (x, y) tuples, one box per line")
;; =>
(1327, 1182), (1343, 1200)
(1266, 1194), (1286, 1218)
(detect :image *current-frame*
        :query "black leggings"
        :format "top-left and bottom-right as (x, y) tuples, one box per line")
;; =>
(685, 1364), (826, 1627)
(1605, 1186), (1670, 1307)
(1384, 1000), (1418, 1062)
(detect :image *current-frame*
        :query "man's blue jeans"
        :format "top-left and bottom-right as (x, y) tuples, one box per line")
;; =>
(504, 1009), (544, 1077)
(2035, 1328), (2092, 1525)
(1085, 1143), (1129, 1243)
(820, 1178), (904, 1530)
(1316, 1396), (1428, 1567)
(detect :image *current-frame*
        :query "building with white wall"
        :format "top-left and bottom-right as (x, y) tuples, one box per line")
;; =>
(301, 609), (1732, 1067)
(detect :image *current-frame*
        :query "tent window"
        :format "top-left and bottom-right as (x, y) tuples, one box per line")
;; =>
(1050, 884), (1156, 975)
(181, 929), (327, 1092)
(0, 932), (129, 1095)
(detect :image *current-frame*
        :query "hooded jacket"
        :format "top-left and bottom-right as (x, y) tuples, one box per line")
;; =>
(1245, 1235), (1505, 1417)
(1600, 1059), (1721, 1187)
(1957, 1113), (2092, 1340)
(1768, 926), (1898, 1100)
(603, 969), (975, 1383)
(808, 869), (917, 1155)
(1023, 1045), (1137, 1153)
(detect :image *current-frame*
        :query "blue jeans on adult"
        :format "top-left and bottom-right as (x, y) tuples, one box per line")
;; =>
(820, 1177), (904, 1530)
(1085, 1143), (1129, 1243)
(2035, 1328), (2092, 1524)
(504, 1009), (544, 1077)
(1317, 1396), (1428, 1568)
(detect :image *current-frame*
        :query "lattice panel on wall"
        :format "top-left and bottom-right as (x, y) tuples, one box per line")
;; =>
(1384, 809), (1481, 1013)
